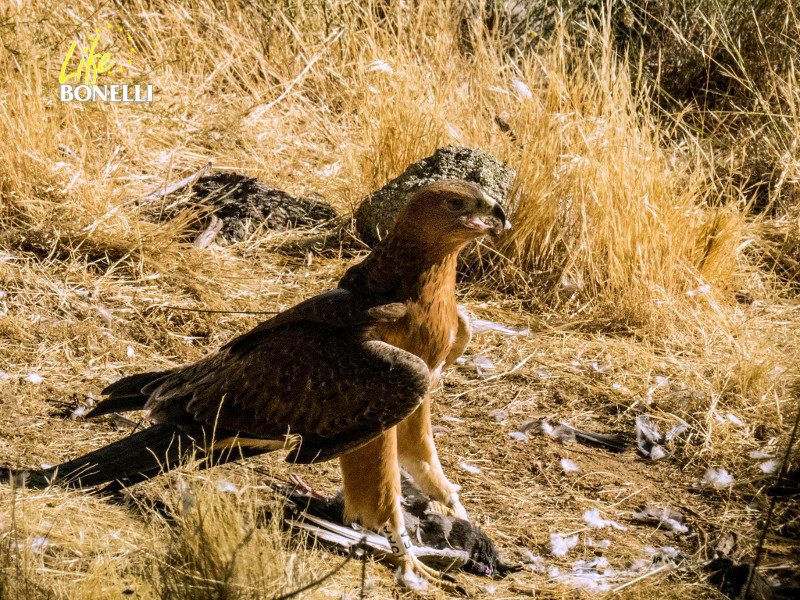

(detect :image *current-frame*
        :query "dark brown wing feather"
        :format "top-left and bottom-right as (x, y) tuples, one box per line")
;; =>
(224, 288), (405, 355)
(145, 323), (428, 455)
(90, 288), (426, 463)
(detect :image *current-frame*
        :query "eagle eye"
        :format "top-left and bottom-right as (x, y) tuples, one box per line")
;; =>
(446, 197), (464, 212)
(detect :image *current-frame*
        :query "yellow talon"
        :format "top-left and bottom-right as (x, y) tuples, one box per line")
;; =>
(396, 551), (461, 593)
(428, 493), (469, 520)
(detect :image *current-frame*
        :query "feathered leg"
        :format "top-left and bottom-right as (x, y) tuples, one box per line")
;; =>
(339, 427), (456, 589)
(340, 428), (401, 530)
(396, 395), (467, 519)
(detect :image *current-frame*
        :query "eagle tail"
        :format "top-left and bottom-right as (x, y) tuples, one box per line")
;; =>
(87, 371), (170, 418)
(1, 424), (197, 489)
(1, 425), (279, 490)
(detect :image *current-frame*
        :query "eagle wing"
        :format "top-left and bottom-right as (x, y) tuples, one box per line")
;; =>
(444, 305), (472, 368)
(104, 289), (430, 463)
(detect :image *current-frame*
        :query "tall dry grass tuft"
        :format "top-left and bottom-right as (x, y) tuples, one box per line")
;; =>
(144, 473), (311, 600)
(0, 0), (760, 328)
(0, 469), (319, 599)
(496, 28), (743, 326)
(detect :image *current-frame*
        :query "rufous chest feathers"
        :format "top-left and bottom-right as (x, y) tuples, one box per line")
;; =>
(375, 257), (459, 371)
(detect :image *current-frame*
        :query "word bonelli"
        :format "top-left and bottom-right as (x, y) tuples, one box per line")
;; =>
(59, 22), (153, 103)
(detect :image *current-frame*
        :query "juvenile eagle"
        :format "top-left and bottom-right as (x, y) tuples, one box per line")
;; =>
(5, 180), (509, 584)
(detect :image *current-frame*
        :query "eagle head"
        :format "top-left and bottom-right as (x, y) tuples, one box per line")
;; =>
(403, 180), (510, 245)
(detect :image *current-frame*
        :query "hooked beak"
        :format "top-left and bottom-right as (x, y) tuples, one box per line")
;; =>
(462, 194), (511, 237)
(488, 199), (511, 237)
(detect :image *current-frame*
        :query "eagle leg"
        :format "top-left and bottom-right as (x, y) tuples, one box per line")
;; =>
(396, 395), (468, 520)
(340, 428), (462, 591)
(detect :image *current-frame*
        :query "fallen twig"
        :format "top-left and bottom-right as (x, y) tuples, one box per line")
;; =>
(193, 214), (224, 249)
(143, 162), (212, 202)
(480, 352), (537, 382)
(609, 563), (674, 594)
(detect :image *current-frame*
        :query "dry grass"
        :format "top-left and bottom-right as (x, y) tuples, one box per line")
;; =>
(0, 0), (799, 598)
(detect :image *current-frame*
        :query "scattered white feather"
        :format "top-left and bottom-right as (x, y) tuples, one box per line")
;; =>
(760, 459), (780, 474)
(686, 284), (711, 296)
(0, 370), (8, 380)
(25, 373), (43, 384)
(512, 79), (532, 99)
(727, 413), (745, 426)
(509, 431), (528, 442)
(631, 507), (688, 533)
(523, 551), (547, 573)
(569, 576), (611, 592)
(441, 415), (464, 423)
(650, 445), (667, 460)
(561, 458), (580, 473)
(587, 537), (611, 549)
(95, 305), (113, 328)
(574, 557), (610, 572)
(701, 467), (734, 488)
(583, 509), (628, 530)
(127, 345), (135, 357)
(216, 480), (238, 493)
(749, 450), (775, 459)
(583, 509), (608, 528)
(664, 517), (689, 533)
(459, 462), (482, 474)
(550, 533), (579, 556)
(664, 423), (689, 441)
(31, 536), (50, 554)
(368, 59), (393, 74)
(471, 318), (528, 336)
(457, 355), (496, 375)
(70, 405), (88, 419)
(396, 567), (428, 592)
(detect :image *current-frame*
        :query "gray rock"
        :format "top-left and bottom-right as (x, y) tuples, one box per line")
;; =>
(148, 172), (337, 243)
(354, 145), (515, 247)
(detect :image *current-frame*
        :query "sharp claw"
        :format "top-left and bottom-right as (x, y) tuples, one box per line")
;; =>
(427, 495), (469, 521)
(382, 522), (465, 593)
(397, 552), (464, 594)
(288, 474), (329, 502)
(449, 498), (469, 520)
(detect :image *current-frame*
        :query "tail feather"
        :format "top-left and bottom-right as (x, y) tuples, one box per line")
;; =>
(1, 425), (279, 490)
(3, 424), (195, 489)
(88, 371), (170, 418)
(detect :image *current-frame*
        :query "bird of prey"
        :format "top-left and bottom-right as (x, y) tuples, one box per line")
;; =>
(4, 179), (509, 584)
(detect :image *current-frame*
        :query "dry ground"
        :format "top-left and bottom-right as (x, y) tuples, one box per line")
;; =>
(1, 0), (799, 598)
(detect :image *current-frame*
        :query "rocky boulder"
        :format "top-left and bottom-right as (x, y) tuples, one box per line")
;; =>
(149, 172), (337, 244)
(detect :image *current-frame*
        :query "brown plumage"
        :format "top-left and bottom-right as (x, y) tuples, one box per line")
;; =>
(4, 179), (508, 586)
